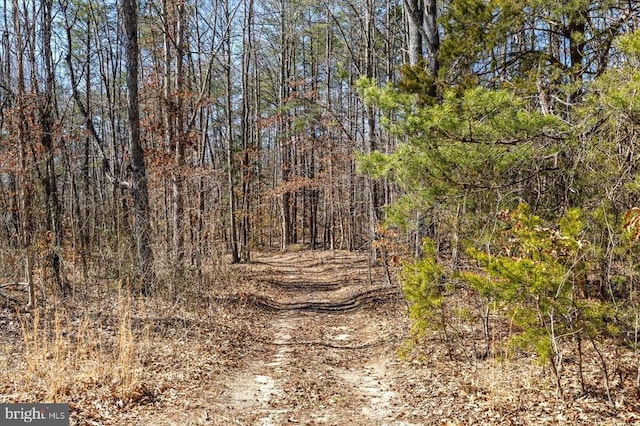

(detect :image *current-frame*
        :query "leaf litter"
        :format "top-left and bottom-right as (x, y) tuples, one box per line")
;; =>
(1, 249), (638, 425)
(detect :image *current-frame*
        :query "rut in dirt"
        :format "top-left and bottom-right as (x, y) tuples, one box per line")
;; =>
(214, 251), (415, 425)
(232, 286), (401, 314)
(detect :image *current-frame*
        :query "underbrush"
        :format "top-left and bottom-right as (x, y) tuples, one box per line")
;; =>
(2, 284), (149, 408)
(399, 204), (640, 411)
(0, 254), (253, 425)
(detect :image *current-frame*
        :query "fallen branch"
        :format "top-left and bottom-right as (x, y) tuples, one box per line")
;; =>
(0, 281), (28, 290)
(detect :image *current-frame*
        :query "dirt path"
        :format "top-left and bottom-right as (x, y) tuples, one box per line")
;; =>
(212, 251), (415, 425)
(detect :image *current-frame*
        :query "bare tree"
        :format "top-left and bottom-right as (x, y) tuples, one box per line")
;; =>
(12, 0), (34, 309)
(239, 0), (256, 261)
(39, 0), (67, 295)
(123, 0), (155, 290)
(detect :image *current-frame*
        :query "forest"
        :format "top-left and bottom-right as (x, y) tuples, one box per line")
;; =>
(2, 0), (640, 423)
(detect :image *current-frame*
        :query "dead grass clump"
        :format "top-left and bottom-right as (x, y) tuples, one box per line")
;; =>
(4, 281), (148, 408)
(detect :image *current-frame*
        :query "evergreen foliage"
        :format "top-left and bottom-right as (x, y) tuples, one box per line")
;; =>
(462, 205), (588, 373)
(400, 238), (445, 341)
(356, 77), (564, 233)
(359, 27), (640, 400)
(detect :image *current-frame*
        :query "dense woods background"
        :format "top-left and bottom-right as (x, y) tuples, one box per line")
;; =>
(1, 0), (406, 294)
(3, 0), (640, 404)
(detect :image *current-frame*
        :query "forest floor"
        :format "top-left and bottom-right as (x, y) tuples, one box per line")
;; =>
(1, 250), (640, 425)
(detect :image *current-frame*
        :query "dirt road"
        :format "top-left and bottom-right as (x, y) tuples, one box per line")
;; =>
(214, 251), (415, 425)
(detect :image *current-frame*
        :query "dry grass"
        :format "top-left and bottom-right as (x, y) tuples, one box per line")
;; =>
(1, 281), (151, 416)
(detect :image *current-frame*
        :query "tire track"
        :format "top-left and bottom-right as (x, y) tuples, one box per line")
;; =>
(217, 250), (414, 425)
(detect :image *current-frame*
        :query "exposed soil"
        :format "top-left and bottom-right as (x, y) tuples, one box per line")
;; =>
(131, 250), (414, 425)
(2, 250), (640, 425)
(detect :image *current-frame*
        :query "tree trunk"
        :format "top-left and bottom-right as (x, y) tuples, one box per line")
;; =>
(240, 0), (255, 261)
(123, 0), (155, 291)
(279, 0), (294, 249)
(225, 0), (240, 263)
(404, 0), (439, 88)
(12, 0), (34, 309)
(405, 0), (423, 66)
(163, 0), (186, 271)
(423, 0), (439, 78)
(40, 0), (67, 295)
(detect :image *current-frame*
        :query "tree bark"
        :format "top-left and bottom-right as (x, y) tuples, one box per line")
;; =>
(423, 0), (439, 78)
(240, 0), (255, 261)
(405, 0), (423, 66)
(12, 0), (34, 309)
(40, 0), (67, 295)
(123, 0), (155, 291)
(404, 0), (439, 80)
(225, 0), (240, 263)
